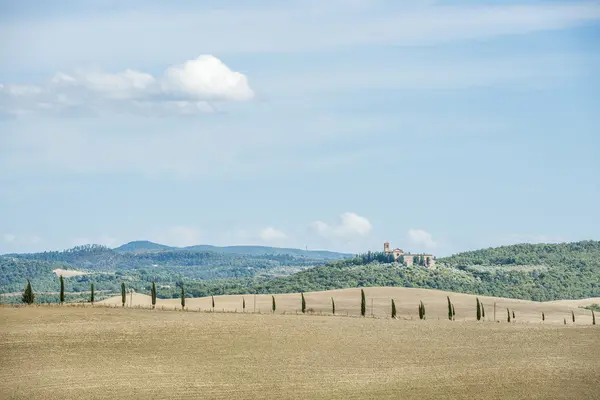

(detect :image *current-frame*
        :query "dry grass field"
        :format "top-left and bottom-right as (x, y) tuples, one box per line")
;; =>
(1, 306), (599, 400)
(102, 287), (599, 325)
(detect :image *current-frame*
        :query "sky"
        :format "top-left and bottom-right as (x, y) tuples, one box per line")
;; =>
(1, 0), (599, 256)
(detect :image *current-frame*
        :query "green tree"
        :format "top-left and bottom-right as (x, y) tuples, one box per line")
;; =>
(452, 304), (456, 320)
(272, 295), (276, 313)
(447, 296), (453, 321)
(331, 297), (335, 315)
(22, 280), (35, 304)
(211, 295), (215, 311)
(90, 282), (95, 304)
(476, 297), (481, 321)
(59, 275), (65, 304)
(301, 292), (306, 314)
(507, 308), (511, 323)
(399, 255), (405, 265)
(360, 289), (366, 317)
(121, 282), (126, 307)
(572, 310), (575, 324)
(481, 302), (485, 319)
(180, 284), (185, 310)
(391, 299), (397, 319)
(151, 281), (156, 309)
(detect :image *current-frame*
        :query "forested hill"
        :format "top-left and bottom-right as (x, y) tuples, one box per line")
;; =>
(113, 240), (351, 259)
(162, 241), (600, 301)
(437, 240), (600, 267)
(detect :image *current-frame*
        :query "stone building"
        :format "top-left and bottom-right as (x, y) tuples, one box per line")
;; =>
(384, 241), (435, 267)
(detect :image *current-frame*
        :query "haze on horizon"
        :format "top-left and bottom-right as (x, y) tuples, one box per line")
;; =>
(1, 0), (599, 257)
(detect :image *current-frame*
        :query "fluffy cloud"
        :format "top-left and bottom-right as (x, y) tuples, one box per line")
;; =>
(407, 229), (437, 249)
(259, 227), (288, 242)
(0, 55), (253, 116)
(310, 212), (372, 239)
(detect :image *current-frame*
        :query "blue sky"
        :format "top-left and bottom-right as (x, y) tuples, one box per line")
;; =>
(1, 0), (599, 256)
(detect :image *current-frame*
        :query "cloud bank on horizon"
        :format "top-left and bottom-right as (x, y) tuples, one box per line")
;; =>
(1, 0), (598, 255)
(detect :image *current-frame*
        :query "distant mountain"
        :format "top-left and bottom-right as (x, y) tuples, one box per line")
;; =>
(114, 240), (176, 253)
(114, 241), (351, 259)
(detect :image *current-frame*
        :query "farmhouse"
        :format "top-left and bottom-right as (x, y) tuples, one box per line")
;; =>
(384, 241), (435, 267)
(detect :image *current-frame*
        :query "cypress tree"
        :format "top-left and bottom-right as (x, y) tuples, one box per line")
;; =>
(242, 297), (246, 312)
(391, 299), (397, 319)
(512, 310), (515, 322)
(211, 295), (215, 311)
(59, 275), (65, 304)
(180, 284), (185, 310)
(447, 296), (453, 321)
(564, 318), (567, 325)
(452, 304), (456, 321)
(481, 302), (485, 319)
(360, 289), (366, 317)
(572, 310), (575, 324)
(151, 281), (156, 309)
(22, 279), (35, 304)
(301, 292), (306, 314)
(272, 295), (276, 313)
(418, 303), (423, 320)
(90, 282), (95, 304)
(476, 297), (481, 321)
(592, 310), (596, 325)
(121, 282), (126, 307)
(331, 297), (335, 315)
(507, 308), (511, 323)
(542, 312), (545, 322)
(420, 301), (426, 320)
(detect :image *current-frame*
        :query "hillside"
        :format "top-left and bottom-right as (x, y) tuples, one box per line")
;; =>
(113, 240), (351, 259)
(159, 241), (600, 301)
(0, 243), (350, 300)
(100, 286), (599, 325)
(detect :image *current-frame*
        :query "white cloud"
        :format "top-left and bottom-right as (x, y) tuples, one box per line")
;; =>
(407, 229), (437, 249)
(2, 233), (16, 243)
(259, 227), (288, 242)
(310, 212), (373, 239)
(160, 226), (202, 247)
(0, 55), (253, 116)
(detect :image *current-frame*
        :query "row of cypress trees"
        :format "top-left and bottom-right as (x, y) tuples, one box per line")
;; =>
(17, 279), (599, 326)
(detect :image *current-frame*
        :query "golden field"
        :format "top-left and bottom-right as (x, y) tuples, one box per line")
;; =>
(1, 288), (599, 400)
(101, 287), (599, 325)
